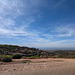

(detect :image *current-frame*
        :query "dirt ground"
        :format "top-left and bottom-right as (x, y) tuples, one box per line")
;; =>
(0, 58), (75, 75)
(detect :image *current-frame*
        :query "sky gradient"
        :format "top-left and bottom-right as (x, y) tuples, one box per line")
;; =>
(0, 0), (75, 49)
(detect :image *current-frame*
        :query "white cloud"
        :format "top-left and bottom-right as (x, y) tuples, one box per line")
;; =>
(0, 0), (41, 37)
(51, 24), (75, 37)
(0, 0), (75, 48)
(0, 0), (23, 16)
(23, 39), (71, 47)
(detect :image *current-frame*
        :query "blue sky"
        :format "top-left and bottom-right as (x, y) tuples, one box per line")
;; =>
(0, 0), (75, 48)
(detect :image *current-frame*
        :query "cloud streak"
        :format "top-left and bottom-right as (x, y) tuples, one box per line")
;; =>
(0, 0), (75, 48)
(54, 24), (75, 37)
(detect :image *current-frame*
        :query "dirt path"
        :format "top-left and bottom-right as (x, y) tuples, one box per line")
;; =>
(0, 58), (75, 75)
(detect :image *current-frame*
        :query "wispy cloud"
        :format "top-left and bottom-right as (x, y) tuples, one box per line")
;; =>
(24, 39), (75, 48)
(0, 0), (75, 48)
(0, 0), (43, 35)
(54, 24), (75, 37)
(0, 0), (37, 37)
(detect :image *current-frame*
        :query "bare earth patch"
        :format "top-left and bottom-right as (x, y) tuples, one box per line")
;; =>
(0, 58), (75, 75)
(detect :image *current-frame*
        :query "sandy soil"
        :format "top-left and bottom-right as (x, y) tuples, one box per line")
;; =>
(0, 58), (75, 75)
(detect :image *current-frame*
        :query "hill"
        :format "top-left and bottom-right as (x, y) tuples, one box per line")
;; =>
(0, 44), (75, 58)
(45, 50), (75, 58)
(0, 44), (50, 57)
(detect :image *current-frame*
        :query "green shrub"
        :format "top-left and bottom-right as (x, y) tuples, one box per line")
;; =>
(0, 58), (1, 61)
(2, 57), (12, 62)
(0, 57), (4, 61)
(12, 54), (22, 59)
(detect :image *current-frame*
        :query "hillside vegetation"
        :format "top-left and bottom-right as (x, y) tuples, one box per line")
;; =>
(0, 44), (75, 59)
(0, 45), (50, 58)
(46, 50), (75, 58)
